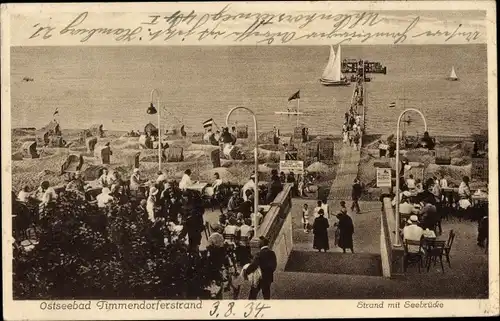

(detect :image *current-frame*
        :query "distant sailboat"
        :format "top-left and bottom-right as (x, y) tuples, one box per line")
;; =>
(320, 45), (350, 86)
(447, 66), (459, 81)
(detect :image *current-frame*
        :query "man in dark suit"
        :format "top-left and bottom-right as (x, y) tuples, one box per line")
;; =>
(243, 236), (277, 300)
(351, 178), (362, 214)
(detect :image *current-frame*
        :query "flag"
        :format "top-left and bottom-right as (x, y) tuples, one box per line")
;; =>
(203, 118), (214, 128)
(53, 108), (59, 116)
(288, 90), (300, 102)
(389, 102), (396, 108)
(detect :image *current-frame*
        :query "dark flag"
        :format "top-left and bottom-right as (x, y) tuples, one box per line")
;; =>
(288, 90), (300, 102)
(53, 108), (59, 116)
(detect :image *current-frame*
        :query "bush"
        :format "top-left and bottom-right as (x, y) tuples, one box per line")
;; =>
(13, 192), (212, 300)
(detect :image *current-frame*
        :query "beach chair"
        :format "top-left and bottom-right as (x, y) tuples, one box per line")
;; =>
(60, 154), (84, 175)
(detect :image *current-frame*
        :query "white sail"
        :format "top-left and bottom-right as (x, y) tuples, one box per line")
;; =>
(449, 66), (458, 79)
(321, 45), (344, 82)
(332, 44), (343, 81)
(321, 45), (336, 80)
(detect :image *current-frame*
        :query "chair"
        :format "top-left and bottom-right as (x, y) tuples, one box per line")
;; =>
(204, 221), (211, 240)
(12, 202), (38, 242)
(223, 233), (236, 246)
(239, 235), (250, 247)
(444, 230), (455, 268)
(222, 242), (239, 275)
(403, 239), (424, 273)
(424, 240), (446, 273)
(434, 217), (443, 236)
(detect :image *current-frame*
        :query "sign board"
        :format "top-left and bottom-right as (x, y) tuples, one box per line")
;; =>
(280, 160), (304, 175)
(376, 167), (392, 188)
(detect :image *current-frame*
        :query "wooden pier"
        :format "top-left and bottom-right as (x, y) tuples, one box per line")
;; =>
(327, 67), (367, 201)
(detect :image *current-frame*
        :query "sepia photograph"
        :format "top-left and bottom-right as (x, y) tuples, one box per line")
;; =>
(2, 2), (498, 319)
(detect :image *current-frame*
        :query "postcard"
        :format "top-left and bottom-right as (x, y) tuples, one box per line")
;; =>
(1, 1), (498, 319)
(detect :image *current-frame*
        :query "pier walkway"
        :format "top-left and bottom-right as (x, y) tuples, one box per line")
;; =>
(327, 78), (366, 201)
(327, 143), (361, 200)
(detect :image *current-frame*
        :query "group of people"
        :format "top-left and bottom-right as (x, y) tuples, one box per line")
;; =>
(203, 126), (237, 147)
(14, 164), (283, 300)
(342, 108), (362, 150)
(300, 199), (355, 254)
(397, 172), (487, 251)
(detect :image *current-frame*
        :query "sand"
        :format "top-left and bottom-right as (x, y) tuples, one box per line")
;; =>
(10, 129), (314, 191)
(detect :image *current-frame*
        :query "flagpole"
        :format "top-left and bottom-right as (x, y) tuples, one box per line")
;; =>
(296, 98), (300, 126)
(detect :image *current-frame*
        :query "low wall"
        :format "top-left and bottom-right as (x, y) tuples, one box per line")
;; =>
(381, 194), (405, 275)
(380, 199), (393, 278)
(250, 183), (293, 272)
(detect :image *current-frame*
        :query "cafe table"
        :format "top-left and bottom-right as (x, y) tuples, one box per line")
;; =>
(422, 229), (436, 240)
(471, 192), (488, 207)
(441, 187), (459, 207)
(187, 182), (208, 193)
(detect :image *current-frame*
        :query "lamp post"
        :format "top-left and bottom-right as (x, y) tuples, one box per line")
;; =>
(147, 89), (162, 171)
(226, 107), (259, 232)
(394, 108), (428, 246)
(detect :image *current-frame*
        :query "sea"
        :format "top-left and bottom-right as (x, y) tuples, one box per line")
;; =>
(10, 45), (488, 137)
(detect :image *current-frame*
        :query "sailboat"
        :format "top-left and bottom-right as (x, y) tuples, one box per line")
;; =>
(320, 45), (350, 86)
(447, 66), (459, 81)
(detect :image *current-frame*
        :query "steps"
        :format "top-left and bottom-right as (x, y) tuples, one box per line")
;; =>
(285, 250), (382, 277)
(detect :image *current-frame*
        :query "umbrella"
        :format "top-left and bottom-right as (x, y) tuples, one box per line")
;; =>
(306, 162), (330, 173)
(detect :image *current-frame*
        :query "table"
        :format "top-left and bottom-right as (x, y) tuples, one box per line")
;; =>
(441, 187), (459, 207)
(472, 192), (488, 203)
(187, 183), (208, 193)
(422, 229), (436, 239)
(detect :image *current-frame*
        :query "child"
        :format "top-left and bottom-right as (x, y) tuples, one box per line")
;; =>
(313, 200), (323, 218)
(302, 204), (310, 233)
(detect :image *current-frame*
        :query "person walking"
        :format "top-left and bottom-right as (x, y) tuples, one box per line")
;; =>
(320, 199), (330, 220)
(243, 236), (277, 300)
(337, 210), (354, 253)
(351, 178), (362, 214)
(313, 209), (330, 252)
(302, 203), (310, 233)
(477, 215), (488, 248)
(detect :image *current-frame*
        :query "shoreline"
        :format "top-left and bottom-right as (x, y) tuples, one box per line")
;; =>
(11, 126), (480, 141)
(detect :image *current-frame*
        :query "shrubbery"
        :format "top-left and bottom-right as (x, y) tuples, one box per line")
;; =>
(13, 192), (213, 299)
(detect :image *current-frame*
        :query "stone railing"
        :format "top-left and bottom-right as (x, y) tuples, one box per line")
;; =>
(380, 190), (405, 276)
(380, 195), (394, 277)
(250, 183), (293, 272)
